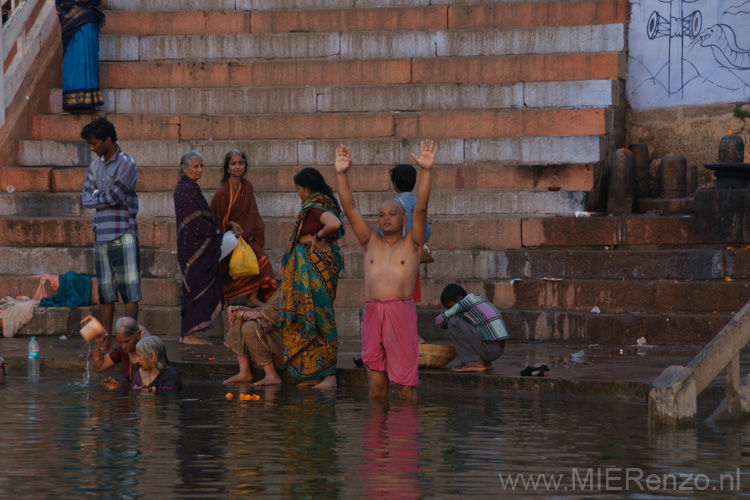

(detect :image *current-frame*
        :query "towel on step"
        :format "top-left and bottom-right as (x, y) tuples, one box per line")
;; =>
(1, 300), (39, 338)
(39, 271), (92, 309)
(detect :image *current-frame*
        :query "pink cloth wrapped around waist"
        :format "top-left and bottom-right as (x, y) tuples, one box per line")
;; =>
(362, 296), (418, 387)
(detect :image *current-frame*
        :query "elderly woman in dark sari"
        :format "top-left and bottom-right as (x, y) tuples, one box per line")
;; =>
(279, 168), (344, 389)
(55, 0), (105, 112)
(174, 151), (224, 345)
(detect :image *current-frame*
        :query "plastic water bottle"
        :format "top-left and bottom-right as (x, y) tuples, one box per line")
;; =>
(28, 337), (40, 380)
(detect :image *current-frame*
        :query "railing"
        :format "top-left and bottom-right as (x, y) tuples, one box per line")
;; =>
(649, 300), (750, 425)
(0, 0), (55, 129)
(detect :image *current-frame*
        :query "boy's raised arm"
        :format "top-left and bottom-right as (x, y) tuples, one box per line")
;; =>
(410, 140), (436, 248)
(335, 145), (373, 246)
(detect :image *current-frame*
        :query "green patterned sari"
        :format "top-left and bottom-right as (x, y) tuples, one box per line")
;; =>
(279, 193), (344, 380)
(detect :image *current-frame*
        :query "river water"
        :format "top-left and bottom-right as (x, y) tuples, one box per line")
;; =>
(0, 374), (748, 499)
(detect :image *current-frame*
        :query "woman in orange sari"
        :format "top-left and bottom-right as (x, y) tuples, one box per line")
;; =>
(210, 150), (277, 306)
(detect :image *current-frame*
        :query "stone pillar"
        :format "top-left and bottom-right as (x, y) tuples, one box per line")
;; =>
(608, 148), (634, 214)
(660, 154), (687, 199)
(629, 143), (650, 200)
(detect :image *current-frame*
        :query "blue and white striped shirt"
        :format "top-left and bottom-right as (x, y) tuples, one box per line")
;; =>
(81, 146), (139, 244)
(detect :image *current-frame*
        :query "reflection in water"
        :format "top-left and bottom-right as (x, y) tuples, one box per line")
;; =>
(1, 377), (749, 498)
(362, 404), (421, 498)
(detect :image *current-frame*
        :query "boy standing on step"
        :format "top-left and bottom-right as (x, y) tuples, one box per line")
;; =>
(335, 140), (436, 403)
(81, 118), (141, 351)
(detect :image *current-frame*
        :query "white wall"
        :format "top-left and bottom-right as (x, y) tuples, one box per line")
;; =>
(628, 0), (750, 110)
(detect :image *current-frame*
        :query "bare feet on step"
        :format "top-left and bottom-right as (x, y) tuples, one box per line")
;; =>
(180, 334), (212, 345)
(297, 379), (318, 387)
(253, 375), (282, 386)
(312, 375), (337, 390)
(223, 372), (253, 384)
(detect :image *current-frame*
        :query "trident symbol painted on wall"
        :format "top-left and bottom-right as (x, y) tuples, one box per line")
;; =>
(647, 0), (702, 96)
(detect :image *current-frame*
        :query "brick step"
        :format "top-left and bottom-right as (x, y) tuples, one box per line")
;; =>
(49, 81), (618, 115)
(1, 247), (744, 282)
(0, 189), (587, 218)
(99, 25), (624, 62)
(100, 1), (628, 36)
(2, 163), (595, 193)
(2, 214), (740, 250)
(19, 136), (605, 167)
(12, 304), (732, 345)
(100, 53), (622, 89)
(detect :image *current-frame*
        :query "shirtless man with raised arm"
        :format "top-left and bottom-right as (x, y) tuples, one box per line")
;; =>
(335, 140), (436, 402)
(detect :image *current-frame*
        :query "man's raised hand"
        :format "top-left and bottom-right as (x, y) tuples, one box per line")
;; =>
(411, 140), (437, 171)
(335, 145), (352, 173)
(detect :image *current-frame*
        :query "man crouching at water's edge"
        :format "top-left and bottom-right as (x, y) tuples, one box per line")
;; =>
(335, 140), (436, 403)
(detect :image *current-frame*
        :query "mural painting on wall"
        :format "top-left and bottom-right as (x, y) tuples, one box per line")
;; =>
(627, 0), (750, 110)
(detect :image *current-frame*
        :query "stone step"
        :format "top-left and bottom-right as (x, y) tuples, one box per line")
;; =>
(99, 25), (624, 62)
(101, 0), (578, 13)
(2, 163), (596, 193)
(99, 53), (622, 89)
(0, 215), (742, 251)
(5, 268), (748, 314)
(48, 81), (618, 115)
(100, 1), (628, 35)
(30, 108), (610, 142)
(0, 215), (522, 250)
(0, 247), (742, 282)
(495, 279), (750, 314)
(0, 189), (587, 218)
(12, 304), (732, 345)
(18, 136), (606, 167)
(504, 309), (731, 343)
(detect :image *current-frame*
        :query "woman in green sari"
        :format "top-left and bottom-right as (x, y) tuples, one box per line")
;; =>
(279, 168), (344, 389)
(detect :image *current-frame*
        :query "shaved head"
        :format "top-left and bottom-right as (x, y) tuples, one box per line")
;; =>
(381, 200), (405, 217)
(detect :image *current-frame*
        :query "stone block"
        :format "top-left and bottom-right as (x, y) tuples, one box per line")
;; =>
(251, 6), (447, 33)
(523, 80), (615, 108)
(179, 113), (394, 140)
(113, 87), (317, 115)
(654, 282), (750, 313)
(18, 140), (91, 167)
(99, 35), (139, 61)
(465, 136), (604, 164)
(494, 279), (656, 312)
(0, 193), (88, 217)
(448, 0), (630, 29)
(104, 0), (236, 11)
(136, 33), (340, 61)
(0, 166), (51, 192)
(229, 59), (412, 87)
(498, 249), (725, 281)
(297, 138), (465, 166)
(237, 0), (354, 10)
(435, 24), (625, 57)
(412, 53), (622, 84)
(521, 216), (709, 248)
(340, 31), (436, 59)
(32, 114), (181, 141)
(101, 62), (231, 89)
(395, 109), (607, 139)
(102, 11), (251, 36)
(316, 82), (524, 113)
